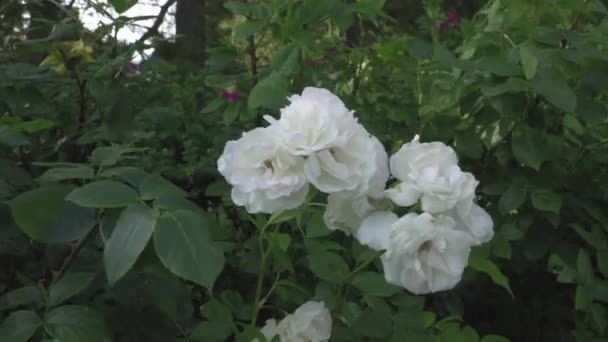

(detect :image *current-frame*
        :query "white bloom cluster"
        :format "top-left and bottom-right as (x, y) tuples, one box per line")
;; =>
(354, 139), (494, 294)
(218, 87), (388, 214)
(257, 301), (332, 342)
(218, 87), (494, 299)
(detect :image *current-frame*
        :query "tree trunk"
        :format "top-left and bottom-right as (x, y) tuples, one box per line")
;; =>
(174, 0), (207, 62)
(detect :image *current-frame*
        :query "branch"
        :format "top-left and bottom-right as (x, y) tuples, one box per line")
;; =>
(570, 0), (591, 31)
(53, 223), (97, 283)
(134, 0), (177, 47)
(248, 35), (258, 86)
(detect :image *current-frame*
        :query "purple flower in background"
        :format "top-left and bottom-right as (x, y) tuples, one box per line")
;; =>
(447, 12), (460, 22)
(399, 80), (406, 85)
(437, 12), (460, 31)
(306, 59), (323, 65)
(126, 62), (140, 73)
(222, 91), (240, 102)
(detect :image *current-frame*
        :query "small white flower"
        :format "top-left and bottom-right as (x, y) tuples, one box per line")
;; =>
(355, 212), (474, 294)
(264, 87), (356, 156)
(386, 140), (478, 214)
(217, 127), (309, 214)
(258, 301), (332, 342)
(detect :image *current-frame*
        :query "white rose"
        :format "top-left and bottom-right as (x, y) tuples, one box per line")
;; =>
(383, 213), (473, 294)
(323, 192), (374, 235)
(367, 136), (390, 199)
(450, 203), (494, 245)
(217, 127), (309, 214)
(323, 192), (392, 236)
(355, 211), (474, 294)
(354, 211), (398, 251)
(264, 87), (356, 156)
(304, 124), (387, 195)
(386, 140), (478, 214)
(258, 301), (332, 342)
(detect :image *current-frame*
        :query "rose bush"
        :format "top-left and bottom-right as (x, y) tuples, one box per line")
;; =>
(1, 0), (607, 341)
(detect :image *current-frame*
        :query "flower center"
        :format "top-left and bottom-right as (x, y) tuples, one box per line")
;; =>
(417, 240), (432, 254)
(263, 160), (274, 172)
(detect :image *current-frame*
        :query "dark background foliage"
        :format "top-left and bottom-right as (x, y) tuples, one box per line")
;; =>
(1, 0), (607, 341)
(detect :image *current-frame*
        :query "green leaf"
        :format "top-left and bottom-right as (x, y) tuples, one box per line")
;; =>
(108, 0), (138, 13)
(598, 250), (608, 278)
(190, 321), (234, 342)
(104, 205), (158, 285)
(308, 251), (349, 283)
(138, 175), (187, 201)
(352, 310), (393, 338)
(577, 249), (594, 285)
(531, 69), (577, 112)
(233, 20), (265, 41)
(271, 44), (300, 76)
(480, 78), (528, 97)
(44, 305), (111, 342)
(39, 203), (96, 243)
(268, 208), (302, 226)
(39, 165), (95, 183)
(352, 272), (400, 297)
(591, 303), (608, 334)
(296, 0), (338, 25)
(224, 1), (251, 15)
(91, 146), (141, 167)
(469, 254), (513, 297)
(9, 186), (69, 239)
(248, 73), (289, 111)
(223, 102), (241, 125)
(519, 45), (538, 80)
(306, 213), (332, 238)
(0, 310), (41, 342)
(0, 286), (41, 311)
(0, 125), (29, 147)
(154, 210), (225, 289)
(12, 119), (56, 133)
(406, 39), (432, 60)
(393, 311), (436, 331)
(66, 180), (139, 208)
(575, 285), (593, 310)
(530, 190), (562, 214)
(202, 298), (233, 323)
(481, 335), (510, 342)
(511, 126), (546, 171)
(498, 181), (527, 214)
(48, 272), (96, 307)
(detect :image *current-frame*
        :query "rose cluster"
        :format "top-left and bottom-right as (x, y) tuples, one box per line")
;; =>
(217, 87), (494, 299)
(218, 87), (388, 214)
(352, 140), (494, 294)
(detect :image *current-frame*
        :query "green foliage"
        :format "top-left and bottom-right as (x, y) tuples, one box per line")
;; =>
(1, 0), (607, 340)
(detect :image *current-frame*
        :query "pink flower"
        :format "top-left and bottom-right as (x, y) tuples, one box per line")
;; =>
(222, 91), (240, 102)
(126, 62), (140, 73)
(306, 59), (323, 65)
(447, 12), (460, 22)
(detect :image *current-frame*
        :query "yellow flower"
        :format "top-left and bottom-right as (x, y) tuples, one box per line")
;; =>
(39, 40), (93, 73)
(68, 40), (93, 64)
(40, 49), (67, 74)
